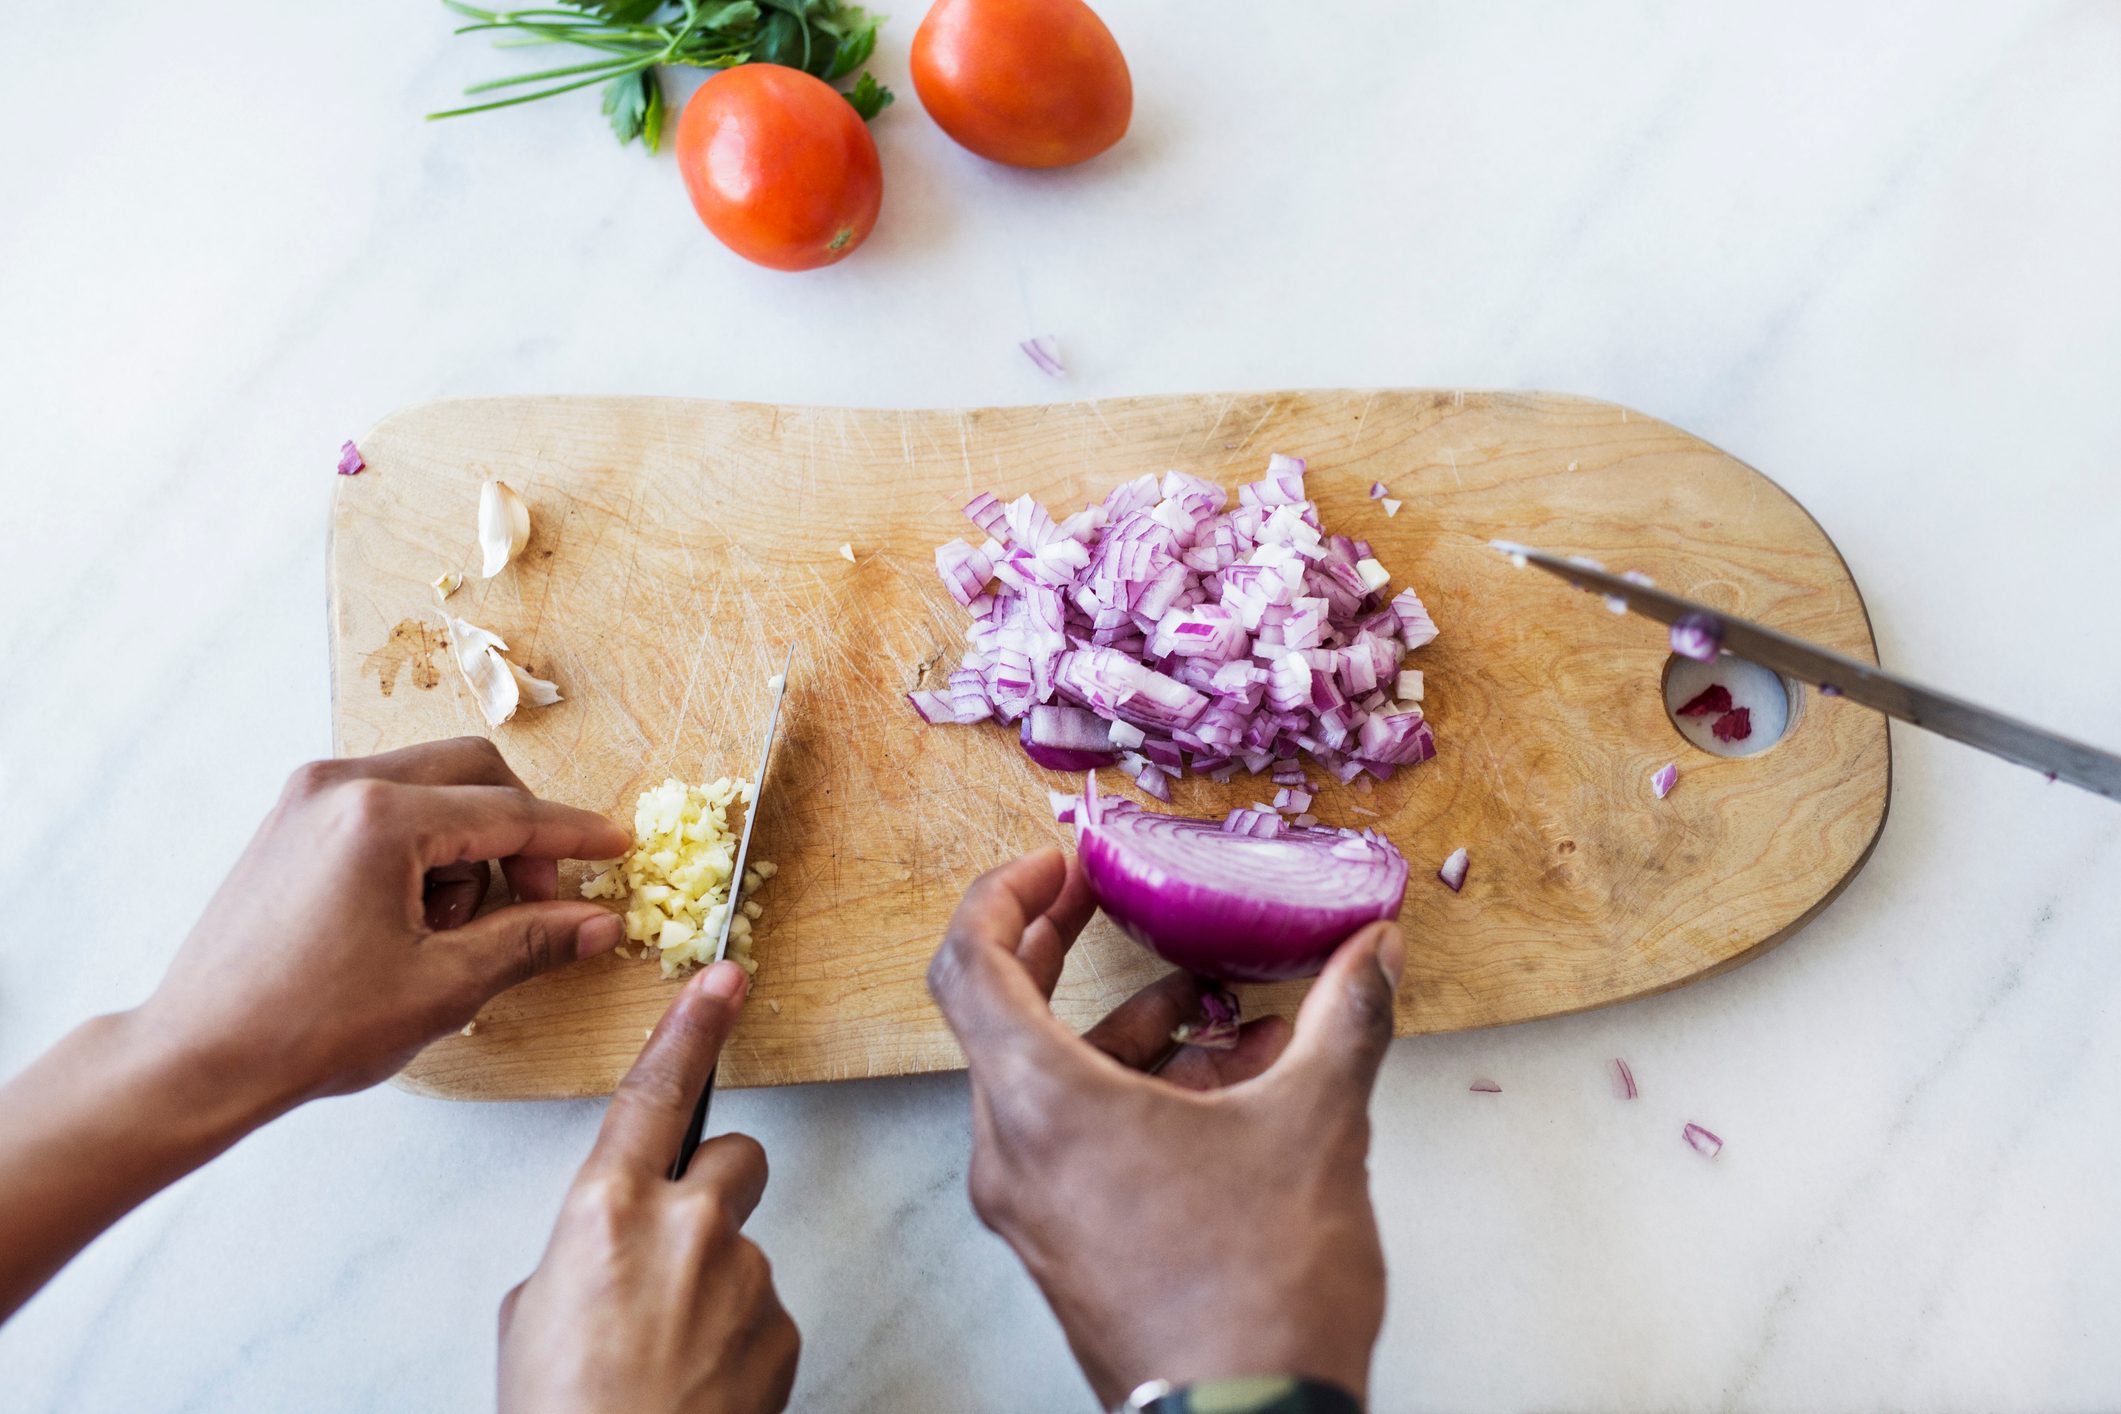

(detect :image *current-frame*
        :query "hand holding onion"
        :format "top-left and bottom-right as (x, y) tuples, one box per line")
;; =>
(927, 849), (1401, 1407)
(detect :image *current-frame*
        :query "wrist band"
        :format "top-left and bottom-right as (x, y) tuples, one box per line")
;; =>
(1123, 1374), (1364, 1414)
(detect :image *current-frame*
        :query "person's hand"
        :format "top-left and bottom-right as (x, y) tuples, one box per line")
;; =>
(135, 737), (632, 1117)
(498, 961), (799, 1414)
(927, 849), (1402, 1408)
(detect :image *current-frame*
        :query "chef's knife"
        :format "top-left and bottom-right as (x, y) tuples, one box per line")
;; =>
(669, 645), (795, 1180)
(1496, 542), (2121, 804)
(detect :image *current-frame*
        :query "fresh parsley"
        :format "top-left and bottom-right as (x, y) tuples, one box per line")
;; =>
(429, 0), (892, 151)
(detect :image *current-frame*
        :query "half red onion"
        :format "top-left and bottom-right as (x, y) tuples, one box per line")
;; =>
(1075, 774), (1408, 983)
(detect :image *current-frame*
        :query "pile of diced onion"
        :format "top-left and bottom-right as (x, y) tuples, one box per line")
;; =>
(908, 455), (1438, 801)
(581, 777), (775, 980)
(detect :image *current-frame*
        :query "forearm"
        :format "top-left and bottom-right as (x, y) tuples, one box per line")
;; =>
(0, 1009), (284, 1323)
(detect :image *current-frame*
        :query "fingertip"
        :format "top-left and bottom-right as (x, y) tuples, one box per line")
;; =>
(576, 911), (624, 958)
(1376, 921), (1405, 991)
(692, 959), (749, 1005)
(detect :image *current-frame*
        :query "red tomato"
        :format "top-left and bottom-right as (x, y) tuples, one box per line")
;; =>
(674, 65), (883, 272)
(911, 0), (1131, 169)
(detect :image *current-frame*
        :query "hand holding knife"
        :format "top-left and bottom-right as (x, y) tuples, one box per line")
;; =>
(669, 644), (796, 1180)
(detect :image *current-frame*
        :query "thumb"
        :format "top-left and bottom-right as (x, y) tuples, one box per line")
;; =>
(439, 901), (625, 998)
(1267, 921), (1404, 1104)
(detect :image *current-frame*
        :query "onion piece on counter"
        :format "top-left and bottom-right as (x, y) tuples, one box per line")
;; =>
(1369, 481), (1388, 499)
(1469, 1079), (1502, 1093)
(337, 440), (365, 476)
(1020, 335), (1065, 377)
(1682, 1122), (1724, 1158)
(1650, 763), (1678, 799)
(1610, 1058), (1638, 1099)
(1075, 774), (1408, 983)
(1048, 790), (1081, 824)
(1437, 846), (1469, 892)
(1670, 611), (1724, 663)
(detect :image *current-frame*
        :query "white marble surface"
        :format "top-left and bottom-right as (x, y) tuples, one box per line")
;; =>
(4, 1), (2120, 1409)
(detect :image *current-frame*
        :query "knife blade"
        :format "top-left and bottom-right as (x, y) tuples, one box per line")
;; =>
(711, 644), (795, 967)
(670, 644), (795, 1180)
(1495, 541), (2121, 804)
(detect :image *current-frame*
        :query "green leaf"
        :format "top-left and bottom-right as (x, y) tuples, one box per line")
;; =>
(826, 15), (875, 78)
(842, 69), (893, 121)
(802, 27), (842, 78)
(700, 0), (760, 30)
(601, 67), (655, 145)
(568, 0), (672, 22)
(752, 8), (806, 66)
(641, 69), (667, 150)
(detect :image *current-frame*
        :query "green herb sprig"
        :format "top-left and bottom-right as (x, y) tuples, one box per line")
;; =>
(430, 0), (892, 151)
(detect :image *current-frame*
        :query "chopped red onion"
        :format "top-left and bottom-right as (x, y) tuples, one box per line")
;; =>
(1437, 846), (1469, 892)
(1369, 481), (1388, 499)
(1469, 1079), (1502, 1093)
(1710, 707), (1753, 743)
(912, 456), (1444, 785)
(1670, 612), (1724, 663)
(1022, 704), (1121, 770)
(935, 539), (994, 606)
(1049, 790), (1081, 823)
(1818, 682), (1843, 697)
(1650, 763), (1678, 799)
(1676, 684), (1733, 717)
(1610, 1058), (1637, 1099)
(337, 440), (365, 476)
(1682, 1122), (1723, 1158)
(907, 690), (953, 724)
(1020, 335), (1065, 378)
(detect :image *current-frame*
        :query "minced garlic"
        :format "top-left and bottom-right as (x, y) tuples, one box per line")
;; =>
(581, 777), (775, 980)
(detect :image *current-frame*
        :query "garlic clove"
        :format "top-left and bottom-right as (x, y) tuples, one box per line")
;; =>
(432, 570), (464, 602)
(441, 614), (561, 727)
(443, 614), (519, 726)
(478, 479), (532, 578)
(509, 660), (563, 709)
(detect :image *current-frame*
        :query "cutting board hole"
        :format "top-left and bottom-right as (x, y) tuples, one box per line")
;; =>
(1662, 654), (1800, 757)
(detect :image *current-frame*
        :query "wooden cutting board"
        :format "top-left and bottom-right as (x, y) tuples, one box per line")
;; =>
(329, 390), (1889, 1100)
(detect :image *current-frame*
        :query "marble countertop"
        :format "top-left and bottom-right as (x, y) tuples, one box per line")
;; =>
(4, 2), (2119, 1409)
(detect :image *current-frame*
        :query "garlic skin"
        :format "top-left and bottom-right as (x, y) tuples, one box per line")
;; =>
(508, 659), (563, 709)
(478, 480), (532, 578)
(442, 613), (561, 726)
(432, 570), (464, 602)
